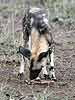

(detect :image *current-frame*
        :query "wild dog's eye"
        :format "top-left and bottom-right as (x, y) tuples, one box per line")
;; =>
(37, 51), (48, 62)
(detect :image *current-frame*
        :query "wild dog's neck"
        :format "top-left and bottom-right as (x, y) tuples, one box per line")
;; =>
(30, 27), (48, 60)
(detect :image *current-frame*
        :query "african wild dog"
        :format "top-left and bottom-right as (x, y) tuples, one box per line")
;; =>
(18, 7), (56, 81)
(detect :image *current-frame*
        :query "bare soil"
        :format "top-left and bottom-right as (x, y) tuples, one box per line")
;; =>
(0, 21), (75, 100)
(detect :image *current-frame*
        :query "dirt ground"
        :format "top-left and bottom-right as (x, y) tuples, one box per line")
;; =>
(0, 20), (75, 100)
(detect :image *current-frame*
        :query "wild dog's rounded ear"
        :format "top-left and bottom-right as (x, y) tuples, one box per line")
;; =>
(18, 46), (31, 59)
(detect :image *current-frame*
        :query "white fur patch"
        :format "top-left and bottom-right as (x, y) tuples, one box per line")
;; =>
(50, 51), (54, 66)
(28, 35), (32, 50)
(43, 17), (48, 25)
(19, 55), (25, 73)
(50, 68), (56, 79)
(42, 66), (48, 75)
(31, 17), (34, 26)
(41, 58), (48, 75)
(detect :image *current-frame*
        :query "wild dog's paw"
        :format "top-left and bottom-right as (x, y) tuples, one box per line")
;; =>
(49, 66), (57, 81)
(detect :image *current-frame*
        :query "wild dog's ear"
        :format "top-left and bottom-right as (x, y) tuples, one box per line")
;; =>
(17, 46), (31, 59)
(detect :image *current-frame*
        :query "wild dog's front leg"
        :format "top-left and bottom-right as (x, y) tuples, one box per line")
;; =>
(18, 55), (25, 80)
(40, 58), (49, 80)
(18, 33), (28, 79)
(19, 55), (25, 74)
(49, 49), (56, 81)
(50, 50), (54, 67)
(41, 58), (48, 75)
